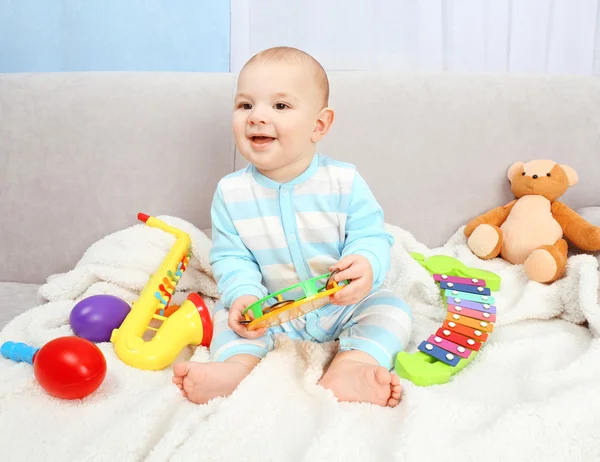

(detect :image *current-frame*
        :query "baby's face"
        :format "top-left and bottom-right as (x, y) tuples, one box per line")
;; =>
(233, 61), (324, 179)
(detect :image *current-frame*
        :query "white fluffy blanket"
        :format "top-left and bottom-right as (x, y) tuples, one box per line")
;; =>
(2, 217), (600, 462)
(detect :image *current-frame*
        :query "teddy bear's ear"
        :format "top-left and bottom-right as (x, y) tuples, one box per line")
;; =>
(560, 164), (579, 186)
(507, 162), (524, 182)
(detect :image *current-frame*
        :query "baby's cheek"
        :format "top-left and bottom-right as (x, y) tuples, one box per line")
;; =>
(231, 113), (246, 130)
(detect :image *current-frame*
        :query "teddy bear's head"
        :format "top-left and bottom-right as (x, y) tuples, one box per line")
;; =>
(507, 159), (578, 201)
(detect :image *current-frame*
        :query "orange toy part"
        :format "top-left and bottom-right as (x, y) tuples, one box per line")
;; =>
(445, 313), (494, 333)
(246, 286), (342, 331)
(552, 201), (600, 252)
(443, 320), (490, 341)
(156, 304), (180, 318)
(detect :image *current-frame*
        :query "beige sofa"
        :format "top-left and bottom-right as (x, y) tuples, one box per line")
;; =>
(1, 71), (599, 327)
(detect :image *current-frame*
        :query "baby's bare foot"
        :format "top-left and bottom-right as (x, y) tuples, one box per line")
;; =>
(318, 358), (403, 407)
(172, 358), (255, 404)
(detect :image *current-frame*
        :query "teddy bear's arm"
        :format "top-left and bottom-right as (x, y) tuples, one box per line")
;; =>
(551, 201), (600, 252)
(464, 200), (517, 237)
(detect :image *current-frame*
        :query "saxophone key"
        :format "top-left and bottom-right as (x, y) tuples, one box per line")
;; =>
(154, 292), (169, 306)
(167, 270), (178, 282)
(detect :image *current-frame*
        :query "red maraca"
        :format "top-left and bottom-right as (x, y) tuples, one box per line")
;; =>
(1, 336), (107, 399)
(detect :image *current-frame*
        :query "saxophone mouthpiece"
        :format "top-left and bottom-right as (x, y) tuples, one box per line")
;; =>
(138, 213), (150, 223)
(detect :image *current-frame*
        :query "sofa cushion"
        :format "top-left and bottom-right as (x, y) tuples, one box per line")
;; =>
(578, 207), (600, 225)
(576, 207), (600, 265)
(0, 283), (42, 329)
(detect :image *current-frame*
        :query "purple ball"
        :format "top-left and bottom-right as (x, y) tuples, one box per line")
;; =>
(70, 294), (131, 343)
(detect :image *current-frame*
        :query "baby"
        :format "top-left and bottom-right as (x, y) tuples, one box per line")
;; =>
(173, 46), (412, 407)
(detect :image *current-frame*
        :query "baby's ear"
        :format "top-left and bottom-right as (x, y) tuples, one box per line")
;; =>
(507, 161), (524, 182)
(311, 107), (335, 142)
(560, 164), (578, 186)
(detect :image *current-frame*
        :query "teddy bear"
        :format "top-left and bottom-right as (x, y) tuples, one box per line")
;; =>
(464, 159), (600, 283)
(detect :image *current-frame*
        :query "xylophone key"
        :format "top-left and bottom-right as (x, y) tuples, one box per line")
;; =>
(427, 335), (472, 359)
(445, 297), (497, 314)
(448, 305), (496, 323)
(435, 327), (482, 351)
(443, 320), (489, 341)
(439, 281), (491, 295)
(446, 313), (494, 332)
(433, 274), (486, 286)
(417, 341), (461, 366)
(444, 289), (494, 304)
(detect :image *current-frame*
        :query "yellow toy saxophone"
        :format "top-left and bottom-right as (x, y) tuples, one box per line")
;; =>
(110, 213), (213, 371)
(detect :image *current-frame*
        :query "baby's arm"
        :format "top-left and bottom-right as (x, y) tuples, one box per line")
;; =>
(340, 172), (394, 288)
(209, 184), (269, 308)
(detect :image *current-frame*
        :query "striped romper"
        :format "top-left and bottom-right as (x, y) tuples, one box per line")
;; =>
(208, 154), (412, 370)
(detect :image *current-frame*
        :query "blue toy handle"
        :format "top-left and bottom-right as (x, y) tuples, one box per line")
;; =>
(1, 341), (39, 364)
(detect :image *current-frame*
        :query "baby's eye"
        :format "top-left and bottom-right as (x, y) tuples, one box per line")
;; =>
(274, 103), (289, 110)
(239, 102), (252, 110)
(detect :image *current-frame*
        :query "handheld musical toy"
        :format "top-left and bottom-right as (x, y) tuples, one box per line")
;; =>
(110, 213), (213, 371)
(1, 336), (107, 400)
(242, 270), (347, 330)
(395, 253), (501, 386)
(70, 294), (131, 342)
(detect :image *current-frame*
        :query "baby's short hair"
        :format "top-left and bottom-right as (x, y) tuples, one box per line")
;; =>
(243, 46), (329, 108)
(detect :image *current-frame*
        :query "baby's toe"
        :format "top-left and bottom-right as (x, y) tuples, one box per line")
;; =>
(390, 374), (403, 402)
(173, 361), (190, 378)
(387, 397), (400, 407)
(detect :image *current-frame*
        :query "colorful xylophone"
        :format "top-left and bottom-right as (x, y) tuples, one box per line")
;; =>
(395, 253), (501, 386)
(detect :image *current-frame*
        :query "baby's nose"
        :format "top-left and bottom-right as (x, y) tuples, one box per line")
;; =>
(248, 108), (268, 125)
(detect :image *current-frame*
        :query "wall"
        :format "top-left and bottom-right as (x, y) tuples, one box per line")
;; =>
(231, 0), (600, 75)
(0, 0), (230, 72)
(2, 1), (600, 76)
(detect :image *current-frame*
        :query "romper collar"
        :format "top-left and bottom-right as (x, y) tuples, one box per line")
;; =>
(251, 154), (320, 189)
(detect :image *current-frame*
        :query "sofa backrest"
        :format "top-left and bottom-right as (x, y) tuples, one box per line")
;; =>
(2, 72), (600, 283)
(0, 72), (236, 283)
(319, 72), (600, 246)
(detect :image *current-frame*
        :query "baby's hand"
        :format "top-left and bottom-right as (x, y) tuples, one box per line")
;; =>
(329, 255), (373, 306)
(228, 295), (268, 339)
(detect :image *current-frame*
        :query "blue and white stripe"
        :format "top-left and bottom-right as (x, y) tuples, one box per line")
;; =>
(208, 153), (410, 369)
(209, 154), (395, 308)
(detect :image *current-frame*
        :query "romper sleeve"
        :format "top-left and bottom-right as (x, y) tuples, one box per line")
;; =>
(341, 172), (395, 288)
(209, 183), (269, 307)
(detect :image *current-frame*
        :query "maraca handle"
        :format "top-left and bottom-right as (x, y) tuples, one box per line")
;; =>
(1, 341), (39, 364)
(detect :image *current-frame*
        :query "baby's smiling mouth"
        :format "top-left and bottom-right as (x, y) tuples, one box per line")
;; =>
(250, 135), (275, 145)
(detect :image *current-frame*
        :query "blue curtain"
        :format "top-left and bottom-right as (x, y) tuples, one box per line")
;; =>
(0, 0), (230, 72)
